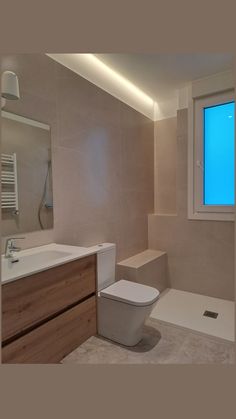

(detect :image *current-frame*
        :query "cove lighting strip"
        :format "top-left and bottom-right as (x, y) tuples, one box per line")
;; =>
(83, 54), (154, 106)
(47, 53), (155, 119)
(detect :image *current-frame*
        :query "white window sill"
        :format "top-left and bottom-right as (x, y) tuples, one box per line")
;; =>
(188, 210), (234, 222)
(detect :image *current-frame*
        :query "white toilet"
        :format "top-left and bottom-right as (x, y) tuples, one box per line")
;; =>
(96, 243), (160, 346)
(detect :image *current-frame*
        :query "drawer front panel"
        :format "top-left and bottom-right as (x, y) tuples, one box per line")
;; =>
(2, 255), (96, 342)
(2, 296), (97, 364)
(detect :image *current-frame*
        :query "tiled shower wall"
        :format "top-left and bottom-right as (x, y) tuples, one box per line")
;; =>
(1, 54), (154, 261)
(149, 109), (234, 300)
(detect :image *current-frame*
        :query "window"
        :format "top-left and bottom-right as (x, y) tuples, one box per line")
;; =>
(204, 101), (235, 206)
(189, 89), (235, 221)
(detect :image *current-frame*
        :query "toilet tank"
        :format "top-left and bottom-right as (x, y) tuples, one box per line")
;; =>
(95, 243), (116, 291)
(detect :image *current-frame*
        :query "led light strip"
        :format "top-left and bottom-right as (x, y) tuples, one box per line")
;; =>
(82, 54), (154, 106)
(47, 53), (156, 119)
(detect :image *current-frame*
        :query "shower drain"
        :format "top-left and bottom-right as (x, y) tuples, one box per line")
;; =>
(203, 310), (218, 319)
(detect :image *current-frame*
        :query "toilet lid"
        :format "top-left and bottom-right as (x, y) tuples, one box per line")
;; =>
(100, 279), (160, 307)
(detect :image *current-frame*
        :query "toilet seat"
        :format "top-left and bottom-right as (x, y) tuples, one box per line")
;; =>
(100, 279), (160, 307)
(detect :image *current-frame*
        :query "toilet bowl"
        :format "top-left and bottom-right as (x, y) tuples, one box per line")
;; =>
(96, 243), (160, 346)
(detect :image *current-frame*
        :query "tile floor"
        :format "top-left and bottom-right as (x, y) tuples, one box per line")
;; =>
(151, 289), (235, 341)
(61, 317), (235, 364)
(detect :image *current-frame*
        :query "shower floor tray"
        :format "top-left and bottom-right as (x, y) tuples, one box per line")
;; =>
(151, 288), (235, 342)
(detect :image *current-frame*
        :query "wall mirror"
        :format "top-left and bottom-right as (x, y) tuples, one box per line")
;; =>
(1, 111), (53, 236)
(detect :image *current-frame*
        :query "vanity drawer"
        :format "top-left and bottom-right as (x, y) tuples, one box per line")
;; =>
(2, 254), (96, 342)
(2, 296), (97, 364)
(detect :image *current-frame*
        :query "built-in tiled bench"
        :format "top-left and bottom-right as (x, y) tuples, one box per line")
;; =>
(117, 249), (168, 293)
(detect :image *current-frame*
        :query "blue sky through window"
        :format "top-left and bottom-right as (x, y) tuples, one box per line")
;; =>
(204, 101), (235, 205)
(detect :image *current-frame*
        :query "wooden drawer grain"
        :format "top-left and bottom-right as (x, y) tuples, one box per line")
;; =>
(2, 296), (97, 364)
(2, 255), (96, 342)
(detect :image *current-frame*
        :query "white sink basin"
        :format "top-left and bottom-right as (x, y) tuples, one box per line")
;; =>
(14, 250), (71, 264)
(1, 243), (98, 284)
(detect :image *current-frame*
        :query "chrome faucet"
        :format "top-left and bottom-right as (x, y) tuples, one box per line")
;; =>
(5, 237), (25, 261)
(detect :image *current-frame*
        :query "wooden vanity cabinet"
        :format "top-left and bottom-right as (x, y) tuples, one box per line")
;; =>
(2, 296), (96, 364)
(1, 254), (97, 364)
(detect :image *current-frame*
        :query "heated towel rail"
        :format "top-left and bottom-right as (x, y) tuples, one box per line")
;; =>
(1, 153), (19, 214)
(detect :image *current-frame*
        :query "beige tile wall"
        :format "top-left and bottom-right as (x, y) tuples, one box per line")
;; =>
(154, 117), (177, 214)
(1, 55), (234, 300)
(149, 109), (234, 300)
(52, 64), (154, 260)
(1, 54), (154, 261)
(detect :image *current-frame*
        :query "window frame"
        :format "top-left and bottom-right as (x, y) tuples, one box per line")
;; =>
(188, 88), (235, 222)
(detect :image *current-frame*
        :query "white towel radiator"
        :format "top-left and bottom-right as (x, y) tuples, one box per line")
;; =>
(1, 152), (19, 214)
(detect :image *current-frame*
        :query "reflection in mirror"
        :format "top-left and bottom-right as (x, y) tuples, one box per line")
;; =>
(1, 111), (53, 236)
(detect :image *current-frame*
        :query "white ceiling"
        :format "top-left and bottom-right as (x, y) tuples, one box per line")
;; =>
(48, 53), (234, 120)
(96, 53), (234, 102)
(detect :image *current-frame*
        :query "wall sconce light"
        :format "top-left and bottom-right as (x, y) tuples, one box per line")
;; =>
(1, 71), (20, 109)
